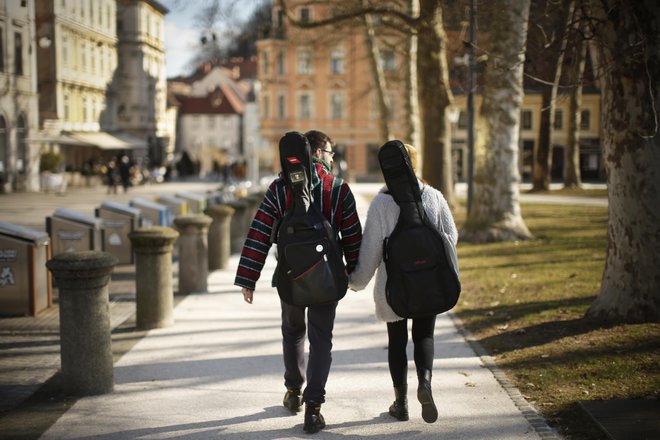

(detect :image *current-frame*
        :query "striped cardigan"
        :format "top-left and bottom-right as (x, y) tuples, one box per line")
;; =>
(234, 160), (362, 291)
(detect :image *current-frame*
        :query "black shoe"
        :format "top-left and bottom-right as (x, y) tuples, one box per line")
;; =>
(303, 402), (326, 434)
(388, 385), (409, 421)
(283, 388), (302, 413)
(417, 370), (438, 423)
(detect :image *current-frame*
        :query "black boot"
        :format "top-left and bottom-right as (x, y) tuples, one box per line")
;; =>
(417, 369), (438, 423)
(303, 402), (326, 434)
(388, 385), (409, 421)
(283, 387), (302, 413)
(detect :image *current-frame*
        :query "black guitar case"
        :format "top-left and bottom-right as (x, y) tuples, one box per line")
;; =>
(379, 140), (461, 318)
(274, 131), (348, 306)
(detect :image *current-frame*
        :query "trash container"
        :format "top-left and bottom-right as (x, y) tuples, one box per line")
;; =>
(175, 191), (207, 214)
(47, 208), (103, 257)
(156, 195), (188, 223)
(95, 201), (141, 264)
(129, 198), (171, 227)
(0, 221), (52, 316)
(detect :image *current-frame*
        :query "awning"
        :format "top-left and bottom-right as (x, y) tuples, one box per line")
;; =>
(67, 131), (148, 150)
(26, 132), (91, 146)
(27, 131), (149, 150)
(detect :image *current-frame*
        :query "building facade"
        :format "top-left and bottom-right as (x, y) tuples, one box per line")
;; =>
(257, 2), (409, 180)
(258, 1), (604, 183)
(115, 0), (169, 165)
(0, 0), (40, 193)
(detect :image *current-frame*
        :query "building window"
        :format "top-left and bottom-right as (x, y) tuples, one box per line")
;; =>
(262, 94), (270, 119)
(299, 93), (312, 119)
(580, 109), (591, 130)
(81, 41), (87, 71)
(14, 32), (23, 76)
(16, 114), (27, 174)
(277, 94), (285, 120)
(299, 7), (310, 23)
(82, 97), (88, 122)
(330, 48), (344, 75)
(457, 111), (467, 129)
(297, 49), (312, 74)
(0, 30), (4, 72)
(330, 92), (344, 120)
(274, 8), (284, 28)
(276, 50), (286, 75)
(62, 33), (68, 66)
(63, 93), (70, 120)
(379, 49), (396, 72)
(522, 109), (533, 130)
(0, 116), (6, 178)
(554, 109), (563, 130)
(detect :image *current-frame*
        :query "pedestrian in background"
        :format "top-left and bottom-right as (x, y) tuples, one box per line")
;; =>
(235, 130), (362, 434)
(348, 143), (458, 424)
(105, 160), (119, 195)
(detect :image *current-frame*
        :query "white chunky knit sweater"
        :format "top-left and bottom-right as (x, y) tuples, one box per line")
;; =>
(349, 182), (458, 323)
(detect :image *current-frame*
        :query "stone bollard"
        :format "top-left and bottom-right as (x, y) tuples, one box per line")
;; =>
(173, 215), (212, 294)
(227, 199), (251, 254)
(128, 227), (179, 330)
(205, 204), (235, 270)
(244, 192), (264, 226)
(46, 251), (118, 396)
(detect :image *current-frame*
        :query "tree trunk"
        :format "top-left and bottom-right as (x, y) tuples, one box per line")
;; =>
(532, 0), (574, 191)
(403, 0), (421, 149)
(586, 1), (660, 323)
(417, 0), (453, 206)
(362, 10), (392, 142)
(461, 0), (533, 243)
(564, 32), (586, 188)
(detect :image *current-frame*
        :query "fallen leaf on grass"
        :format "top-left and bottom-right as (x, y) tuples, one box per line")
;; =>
(497, 323), (510, 331)
(541, 354), (550, 358)
(465, 382), (476, 387)
(459, 371), (472, 377)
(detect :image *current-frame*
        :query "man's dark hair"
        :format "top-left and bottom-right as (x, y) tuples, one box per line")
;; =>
(305, 130), (332, 152)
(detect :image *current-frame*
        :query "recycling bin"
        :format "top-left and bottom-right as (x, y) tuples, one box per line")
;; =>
(0, 221), (52, 316)
(129, 198), (171, 227)
(155, 195), (188, 223)
(47, 209), (103, 257)
(175, 191), (207, 214)
(95, 201), (141, 264)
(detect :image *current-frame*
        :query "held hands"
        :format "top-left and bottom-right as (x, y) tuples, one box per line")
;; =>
(242, 288), (254, 304)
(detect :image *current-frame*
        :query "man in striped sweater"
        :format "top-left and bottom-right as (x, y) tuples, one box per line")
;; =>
(235, 130), (362, 434)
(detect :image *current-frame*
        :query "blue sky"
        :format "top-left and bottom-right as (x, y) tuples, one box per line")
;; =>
(161, 0), (262, 78)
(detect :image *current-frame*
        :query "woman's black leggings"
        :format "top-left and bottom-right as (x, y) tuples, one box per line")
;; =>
(386, 316), (437, 387)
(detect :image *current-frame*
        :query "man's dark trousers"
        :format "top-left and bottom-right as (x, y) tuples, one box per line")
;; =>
(281, 300), (337, 404)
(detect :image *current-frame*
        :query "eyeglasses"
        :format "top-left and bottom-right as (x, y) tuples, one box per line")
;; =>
(320, 149), (335, 158)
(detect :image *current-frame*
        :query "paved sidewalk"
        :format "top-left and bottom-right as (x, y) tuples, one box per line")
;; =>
(39, 254), (545, 440)
(0, 181), (563, 439)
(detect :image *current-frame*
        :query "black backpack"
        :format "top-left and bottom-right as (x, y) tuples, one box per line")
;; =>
(379, 140), (461, 318)
(273, 131), (349, 306)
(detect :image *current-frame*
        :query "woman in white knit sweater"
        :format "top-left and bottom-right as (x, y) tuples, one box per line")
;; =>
(349, 144), (458, 424)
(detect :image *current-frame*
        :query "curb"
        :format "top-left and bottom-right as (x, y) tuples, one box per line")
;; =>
(449, 312), (565, 440)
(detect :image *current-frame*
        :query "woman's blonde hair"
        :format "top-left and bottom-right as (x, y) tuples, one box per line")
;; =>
(403, 143), (418, 174)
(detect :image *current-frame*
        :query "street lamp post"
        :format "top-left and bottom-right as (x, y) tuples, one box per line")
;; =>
(467, 0), (476, 214)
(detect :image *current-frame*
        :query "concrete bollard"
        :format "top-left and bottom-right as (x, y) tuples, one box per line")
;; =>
(46, 251), (118, 396)
(173, 215), (212, 294)
(205, 204), (235, 271)
(227, 199), (251, 254)
(128, 227), (179, 330)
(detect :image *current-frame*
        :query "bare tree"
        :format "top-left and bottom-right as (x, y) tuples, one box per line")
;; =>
(277, 0), (455, 205)
(530, 0), (574, 191)
(461, 0), (533, 242)
(585, 0), (660, 322)
(563, 5), (587, 188)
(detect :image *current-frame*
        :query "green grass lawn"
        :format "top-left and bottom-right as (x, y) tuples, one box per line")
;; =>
(454, 203), (660, 440)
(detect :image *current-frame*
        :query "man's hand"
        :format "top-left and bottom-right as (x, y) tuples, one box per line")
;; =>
(242, 288), (254, 304)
